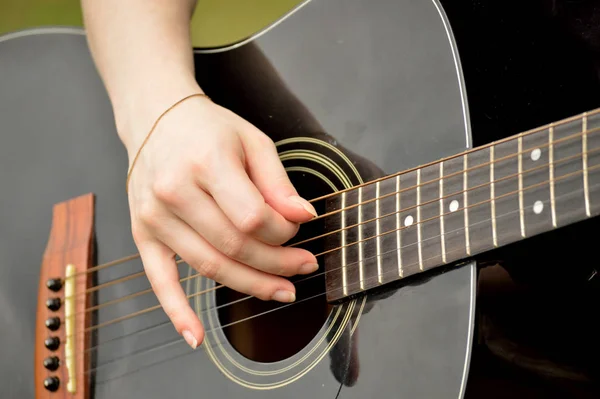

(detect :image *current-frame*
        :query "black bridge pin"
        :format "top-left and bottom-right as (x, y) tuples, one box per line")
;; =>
(46, 278), (63, 292)
(44, 336), (60, 351)
(43, 356), (59, 371)
(45, 317), (61, 331)
(46, 297), (61, 311)
(43, 376), (60, 392)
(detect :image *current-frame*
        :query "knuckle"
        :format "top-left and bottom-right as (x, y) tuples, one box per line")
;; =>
(190, 157), (209, 178)
(137, 201), (161, 228)
(220, 233), (246, 259)
(193, 258), (222, 281)
(152, 175), (182, 205)
(254, 132), (275, 148)
(283, 224), (300, 243)
(265, 227), (297, 247)
(237, 207), (265, 234)
(131, 224), (146, 245)
(190, 154), (216, 186)
(277, 264), (295, 277)
(270, 254), (294, 277)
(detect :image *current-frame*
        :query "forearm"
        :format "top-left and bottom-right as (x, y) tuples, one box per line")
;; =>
(81, 0), (200, 150)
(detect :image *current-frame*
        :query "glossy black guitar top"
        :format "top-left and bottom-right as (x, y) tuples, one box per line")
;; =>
(1, 0), (478, 397)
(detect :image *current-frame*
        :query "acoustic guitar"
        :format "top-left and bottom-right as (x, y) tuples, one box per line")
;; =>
(1, 0), (598, 398)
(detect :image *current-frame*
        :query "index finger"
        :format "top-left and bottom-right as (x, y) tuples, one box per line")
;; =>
(200, 155), (300, 246)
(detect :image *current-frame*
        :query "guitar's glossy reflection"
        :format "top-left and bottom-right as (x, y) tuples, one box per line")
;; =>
(0, 0), (475, 397)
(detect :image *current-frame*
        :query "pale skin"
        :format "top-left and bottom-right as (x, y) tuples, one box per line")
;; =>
(81, 0), (318, 349)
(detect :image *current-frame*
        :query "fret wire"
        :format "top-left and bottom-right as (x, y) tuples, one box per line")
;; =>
(583, 112), (591, 217)
(292, 144), (590, 251)
(416, 169), (424, 270)
(463, 154), (471, 255)
(549, 125), (557, 227)
(288, 142), (600, 260)
(357, 187), (365, 289)
(324, 166), (600, 285)
(312, 147), (597, 254)
(490, 145), (498, 247)
(518, 135), (526, 237)
(315, 161), (600, 264)
(342, 176), (598, 289)
(396, 175), (402, 276)
(375, 181), (383, 283)
(318, 167), (600, 302)
(341, 192), (348, 296)
(439, 162), (447, 263)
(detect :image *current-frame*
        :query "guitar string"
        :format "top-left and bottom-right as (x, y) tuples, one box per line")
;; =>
(63, 110), (598, 281)
(60, 124), (600, 314)
(58, 157), (600, 340)
(62, 141), (598, 320)
(63, 141), (600, 324)
(82, 293), (252, 355)
(66, 173), (600, 374)
(63, 146), (600, 330)
(283, 126), (600, 224)
(88, 291), (329, 378)
(71, 196), (531, 359)
(280, 143), (598, 247)
(308, 109), (599, 202)
(61, 131), (600, 316)
(81, 218), (522, 373)
(86, 179), (596, 382)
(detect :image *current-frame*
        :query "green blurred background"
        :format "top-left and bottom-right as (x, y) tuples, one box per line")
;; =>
(0, 0), (302, 47)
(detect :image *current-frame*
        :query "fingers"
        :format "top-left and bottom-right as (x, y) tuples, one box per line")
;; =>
(147, 208), (298, 303)
(196, 152), (300, 246)
(138, 239), (205, 349)
(163, 184), (319, 276)
(240, 122), (318, 223)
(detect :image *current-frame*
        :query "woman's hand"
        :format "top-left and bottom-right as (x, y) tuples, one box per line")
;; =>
(80, 0), (317, 349)
(125, 94), (318, 349)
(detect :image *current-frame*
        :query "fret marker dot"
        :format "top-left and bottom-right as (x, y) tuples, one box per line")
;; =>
(449, 200), (459, 212)
(533, 200), (544, 214)
(530, 148), (541, 161)
(404, 215), (414, 226)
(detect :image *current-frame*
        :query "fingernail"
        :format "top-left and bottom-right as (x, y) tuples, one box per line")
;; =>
(182, 330), (198, 349)
(272, 290), (296, 303)
(289, 196), (318, 217)
(299, 263), (319, 274)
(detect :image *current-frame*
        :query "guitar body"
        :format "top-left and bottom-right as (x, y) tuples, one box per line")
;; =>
(0, 0), (475, 398)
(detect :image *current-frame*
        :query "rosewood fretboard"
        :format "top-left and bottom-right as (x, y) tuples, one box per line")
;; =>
(323, 109), (600, 302)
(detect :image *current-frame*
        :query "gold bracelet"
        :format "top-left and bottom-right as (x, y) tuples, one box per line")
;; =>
(125, 92), (211, 192)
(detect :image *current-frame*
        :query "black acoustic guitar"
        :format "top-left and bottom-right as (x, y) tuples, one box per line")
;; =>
(1, 1), (598, 398)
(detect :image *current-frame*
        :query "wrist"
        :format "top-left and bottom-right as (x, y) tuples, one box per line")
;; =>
(112, 69), (202, 154)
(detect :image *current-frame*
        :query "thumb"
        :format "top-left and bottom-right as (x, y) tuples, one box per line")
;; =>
(139, 240), (205, 348)
(241, 126), (317, 223)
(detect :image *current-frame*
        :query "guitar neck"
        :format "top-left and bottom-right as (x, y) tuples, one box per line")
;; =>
(325, 109), (600, 302)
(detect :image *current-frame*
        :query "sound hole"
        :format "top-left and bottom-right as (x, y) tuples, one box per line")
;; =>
(216, 174), (333, 363)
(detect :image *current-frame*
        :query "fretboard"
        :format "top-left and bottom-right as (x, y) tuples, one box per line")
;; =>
(324, 109), (600, 302)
